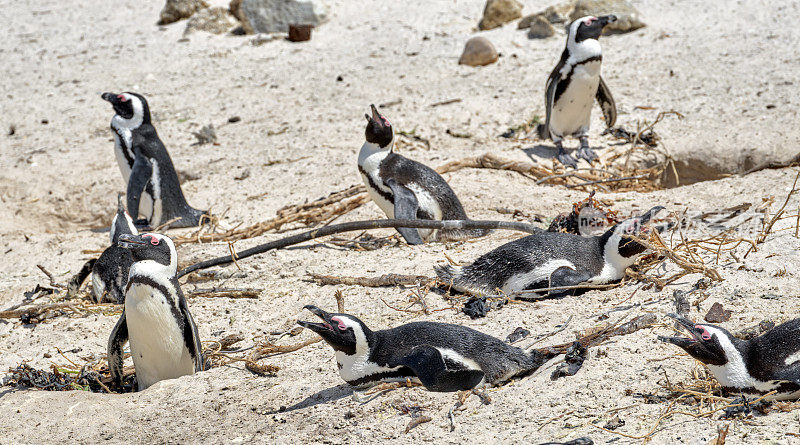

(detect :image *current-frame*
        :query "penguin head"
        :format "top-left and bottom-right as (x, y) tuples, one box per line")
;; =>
(569, 15), (617, 43)
(603, 206), (665, 258)
(101, 92), (151, 126)
(118, 233), (177, 273)
(109, 196), (137, 245)
(298, 305), (374, 356)
(658, 314), (736, 367)
(364, 104), (394, 149)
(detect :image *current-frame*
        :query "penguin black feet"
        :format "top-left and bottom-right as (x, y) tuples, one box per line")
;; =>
(555, 142), (578, 169)
(576, 136), (598, 163)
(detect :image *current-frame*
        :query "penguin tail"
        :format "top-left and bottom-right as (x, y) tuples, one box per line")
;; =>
(434, 263), (493, 297)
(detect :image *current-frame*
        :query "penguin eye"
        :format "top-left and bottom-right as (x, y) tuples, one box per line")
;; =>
(382, 117), (391, 127)
(584, 17), (596, 25)
(117, 95), (128, 102)
(331, 317), (348, 331)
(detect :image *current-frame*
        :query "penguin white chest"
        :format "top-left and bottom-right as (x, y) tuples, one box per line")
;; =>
(358, 148), (395, 218)
(125, 282), (194, 390)
(113, 132), (133, 182)
(550, 61), (602, 138)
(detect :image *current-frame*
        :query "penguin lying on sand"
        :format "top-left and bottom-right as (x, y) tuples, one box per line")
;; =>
(102, 92), (207, 229)
(538, 15), (618, 168)
(436, 206), (664, 298)
(108, 233), (205, 391)
(358, 105), (489, 244)
(90, 197), (137, 303)
(298, 305), (555, 391)
(659, 314), (800, 401)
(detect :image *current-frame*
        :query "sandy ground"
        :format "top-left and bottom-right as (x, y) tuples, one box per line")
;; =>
(1, 0), (800, 443)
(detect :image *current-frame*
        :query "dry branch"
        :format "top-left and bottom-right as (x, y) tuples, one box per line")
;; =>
(307, 273), (432, 287)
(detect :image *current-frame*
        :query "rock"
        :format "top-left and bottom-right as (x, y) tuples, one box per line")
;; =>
(287, 24), (313, 41)
(478, 0), (523, 31)
(570, 0), (645, 34)
(458, 36), (498, 67)
(239, 0), (329, 34)
(184, 7), (238, 34)
(543, 2), (575, 23)
(704, 302), (733, 323)
(527, 15), (556, 39)
(158, 0), (209, 25)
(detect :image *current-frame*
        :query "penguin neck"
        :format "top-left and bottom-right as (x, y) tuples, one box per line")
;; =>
(358, 140), (392, 171)
(129, 259), (176, 282)
(596, 229), (638, 281)
(111, 113), (144, 135)
(705, 330), (756, 388)
(566, 38), (602, 67)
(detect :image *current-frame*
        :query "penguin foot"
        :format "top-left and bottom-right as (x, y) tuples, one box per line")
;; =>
(556, 152), (579, 169)
(576, 147), (598, 163)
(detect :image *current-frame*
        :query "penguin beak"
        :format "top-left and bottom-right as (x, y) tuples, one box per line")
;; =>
(599, 15), (617, 26)
(102, 92), (120, 104)
(118, 233), (148, 249)
(297, 305), (336, 333)
(369, 104), (382, 122)
(638, 206), (665, 225)
(657, 313), (704, 348)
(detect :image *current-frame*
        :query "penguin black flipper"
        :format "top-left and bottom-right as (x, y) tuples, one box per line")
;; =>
(386, 178), (425, 245)
(595, 76), (617, 128)
(541, 54), (566, 141)
(176, 284), (206, 371)
(108, 311), (129, 387)
(399, 345), (485, 392)
(127, 155), (153, 226)
(546, 266), (594, 298)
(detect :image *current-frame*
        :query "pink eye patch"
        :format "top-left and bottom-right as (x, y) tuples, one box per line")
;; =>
(585, 17), (596, 25)
(330, 316), (347, 330)
(117, 94), (128, 102)
(696, 325), (712, 340)
(142, 234), (160, 245)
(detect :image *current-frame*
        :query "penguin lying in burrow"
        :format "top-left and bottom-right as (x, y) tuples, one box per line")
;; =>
(659, 314), (800, 401)
(436, 206), (666, 299)
(298, 305), (560, 392)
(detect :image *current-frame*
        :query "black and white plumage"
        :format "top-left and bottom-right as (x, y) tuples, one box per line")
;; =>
(659, 314), (800, 401)
(102, 92), (207, 229)
(357, 104), (489, 244)
(90, 197), (138, 303)
(436, 206), (664, 298)
(539, 15), (618, 168)
(107, 233), (205, 391)
(298, 305), (553, 391)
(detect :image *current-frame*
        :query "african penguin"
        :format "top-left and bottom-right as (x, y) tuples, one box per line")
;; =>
(108, 233), (205, 391)
(298, 305), (554, 391)
(659, 314), (800, 401)
(436, 206), (664, 298)
(90, 197), (138, 304)
(538, 15), (618, 168)
(357, 104), (489, 244)
(101, 92), (207, 229)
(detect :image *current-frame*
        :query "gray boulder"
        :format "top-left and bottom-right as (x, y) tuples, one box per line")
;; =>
(526, 15), (555, 38)
(239, 0), (329, 34)
(570, 0), (645, 34)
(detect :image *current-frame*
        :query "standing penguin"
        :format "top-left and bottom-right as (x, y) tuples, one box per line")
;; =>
(436, 206), (663, 297)
(538, 15), (618, 168)
(659, 314), (800, 401)
(298, 305), (555, 391)
(101, 92), (207, 229)
(108, 233), (205, 391)
(357, 105), (489, 244)
(90, 196), (138, 303)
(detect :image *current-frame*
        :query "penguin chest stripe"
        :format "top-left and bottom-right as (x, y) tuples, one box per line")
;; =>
(335, 351), (402, 384)
(502, 260), (575, 293)
(785, 351), (800, 366)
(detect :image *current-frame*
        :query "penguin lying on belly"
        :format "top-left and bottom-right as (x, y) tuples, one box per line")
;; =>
(659, 314), (800, 401)
(357, 105), (490, 244)
(298, 305), (555, 391)
(108, 233), (205, 391)
(436, 206), (664, 298)
(538, 15), (618, 168)
(101, 92), (207, 229)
